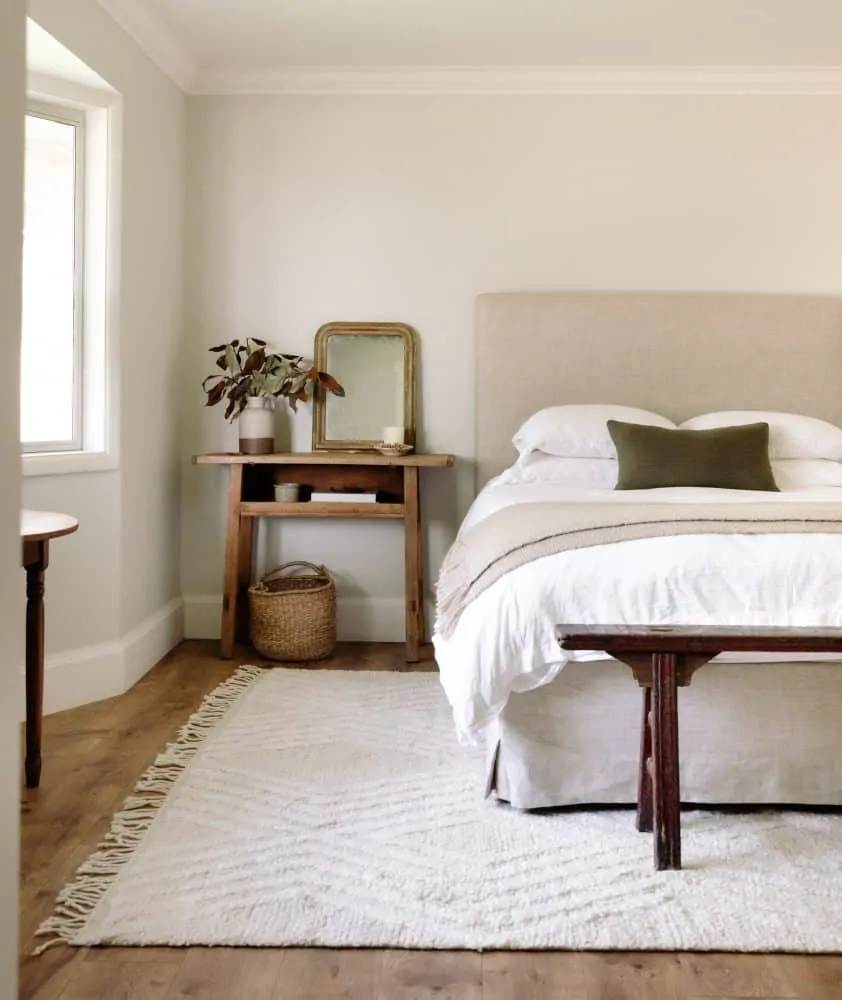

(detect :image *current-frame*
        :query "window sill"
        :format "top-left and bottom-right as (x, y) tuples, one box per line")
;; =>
(22, 450), (119, 477)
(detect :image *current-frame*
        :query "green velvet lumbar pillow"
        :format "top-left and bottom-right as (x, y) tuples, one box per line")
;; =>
(607, 420), (779, 491)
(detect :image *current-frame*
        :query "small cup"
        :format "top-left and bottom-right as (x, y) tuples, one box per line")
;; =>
(382, 426), (405, 445)
(274, 483), (300, 502)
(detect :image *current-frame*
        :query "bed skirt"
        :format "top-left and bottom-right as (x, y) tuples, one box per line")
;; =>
(490, 658), (842, 810)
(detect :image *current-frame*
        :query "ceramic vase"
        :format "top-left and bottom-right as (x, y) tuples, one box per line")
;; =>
(238, 397), (275, 454)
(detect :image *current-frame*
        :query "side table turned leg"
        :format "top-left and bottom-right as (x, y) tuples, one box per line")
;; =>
(651, 651), (681, 870)
(24, 541), (49, 789)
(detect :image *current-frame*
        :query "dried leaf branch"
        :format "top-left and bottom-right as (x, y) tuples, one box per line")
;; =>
(202, 338), (345, 420)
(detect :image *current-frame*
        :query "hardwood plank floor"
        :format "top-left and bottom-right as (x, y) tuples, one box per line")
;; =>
(18, 640), (842, 1000)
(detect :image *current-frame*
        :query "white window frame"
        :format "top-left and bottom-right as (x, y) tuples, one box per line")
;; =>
(23, 73), (122, 477)
(22, 99), (86, 454)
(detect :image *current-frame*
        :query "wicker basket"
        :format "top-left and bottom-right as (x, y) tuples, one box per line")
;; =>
(248, 562), (336, 662)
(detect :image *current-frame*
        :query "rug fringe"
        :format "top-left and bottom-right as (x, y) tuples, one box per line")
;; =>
(33, 664), (266, 955)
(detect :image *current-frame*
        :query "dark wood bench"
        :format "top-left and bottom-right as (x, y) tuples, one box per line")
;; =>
(556, 625), (842, 871)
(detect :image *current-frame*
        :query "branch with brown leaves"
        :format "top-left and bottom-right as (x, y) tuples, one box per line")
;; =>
(202, 338), (345, 420)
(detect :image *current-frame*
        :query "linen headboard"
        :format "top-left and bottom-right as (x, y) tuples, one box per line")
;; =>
(476, 291), (842, 486)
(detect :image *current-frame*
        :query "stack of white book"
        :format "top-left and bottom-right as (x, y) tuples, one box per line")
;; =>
(309, 491), (378, 504)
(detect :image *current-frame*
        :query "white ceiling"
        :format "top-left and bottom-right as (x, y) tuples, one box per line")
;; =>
(147, 0), (842, 68)
(95, 0), (842, 93)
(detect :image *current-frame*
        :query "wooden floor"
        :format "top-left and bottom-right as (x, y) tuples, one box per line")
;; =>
(19, 640), (842, 1000)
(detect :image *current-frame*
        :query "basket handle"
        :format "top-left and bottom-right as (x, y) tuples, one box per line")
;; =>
(260, 561), (330, 585)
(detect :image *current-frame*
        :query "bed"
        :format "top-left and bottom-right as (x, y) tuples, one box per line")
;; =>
(433, 291), (842, 809)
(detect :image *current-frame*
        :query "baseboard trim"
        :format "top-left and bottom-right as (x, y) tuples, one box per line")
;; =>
(42, 639), (124, 716)
(182, 594), (223, 641)
(36, 597), (184, 717)
(122, 598), (185, 689)
(336, 597), (405, 642)
(34, 591), (431, 717)
(183, 593), (418, 643)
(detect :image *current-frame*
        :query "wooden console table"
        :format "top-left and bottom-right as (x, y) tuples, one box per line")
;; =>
(194, 452), (454, 662)
(557, 624), (842, 871)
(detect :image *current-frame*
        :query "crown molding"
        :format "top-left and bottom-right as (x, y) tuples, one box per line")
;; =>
(192, 64), (842, 96)
(80, 10), (842, 101)
(95, 0), (196, 91)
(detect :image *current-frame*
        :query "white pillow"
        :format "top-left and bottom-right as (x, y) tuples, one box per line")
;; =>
(680, 411), (842, 461)
(502, 453), (619, 488)
(771, 459), (842, 490)
(513, 405), (676, 459)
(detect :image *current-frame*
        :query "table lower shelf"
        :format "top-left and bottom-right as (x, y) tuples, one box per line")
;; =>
(239, 501), (405, 519)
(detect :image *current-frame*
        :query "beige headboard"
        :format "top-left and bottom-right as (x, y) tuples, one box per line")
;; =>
(476, 291), (842, 486)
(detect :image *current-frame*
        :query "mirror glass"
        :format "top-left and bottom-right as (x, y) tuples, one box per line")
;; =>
(312, 322), (417, 450)
(324, 335), (405, 441)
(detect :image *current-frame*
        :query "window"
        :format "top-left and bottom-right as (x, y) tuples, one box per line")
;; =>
(22, 102), (84, 452)
(21, 80), (118, 474)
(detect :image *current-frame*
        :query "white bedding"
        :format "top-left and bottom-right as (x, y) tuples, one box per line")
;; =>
(433, 480), (842, 745)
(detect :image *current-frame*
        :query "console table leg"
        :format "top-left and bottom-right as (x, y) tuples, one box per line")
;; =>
(404, 466), (424, 663)
(236, 515), (255, 642)
(636, 685), (653, 833)
(652, 651), (681, 870)
(220, 464), (244, 659)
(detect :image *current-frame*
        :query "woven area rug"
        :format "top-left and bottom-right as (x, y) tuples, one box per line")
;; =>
(37, 667), (842, 953)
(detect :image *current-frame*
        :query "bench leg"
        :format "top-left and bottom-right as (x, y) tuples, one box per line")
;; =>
(636, 685), (653, 833)
(652, 651), (681, 870)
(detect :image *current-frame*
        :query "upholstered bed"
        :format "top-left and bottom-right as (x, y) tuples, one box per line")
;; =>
(434, 292), (842, 809)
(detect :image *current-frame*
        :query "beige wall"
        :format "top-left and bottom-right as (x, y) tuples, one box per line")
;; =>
(0, 0), (25, 993)
(25, 0), (186, 710)
(182, 94), (842, 640)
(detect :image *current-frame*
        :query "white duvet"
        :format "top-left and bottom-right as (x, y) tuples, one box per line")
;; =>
(433, 480), (842, 745)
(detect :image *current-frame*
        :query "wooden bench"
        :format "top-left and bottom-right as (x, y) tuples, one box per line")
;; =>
(556, 625), (842, 871)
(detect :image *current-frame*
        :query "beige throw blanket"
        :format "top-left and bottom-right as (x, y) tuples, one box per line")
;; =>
(436, 501), (842, 639)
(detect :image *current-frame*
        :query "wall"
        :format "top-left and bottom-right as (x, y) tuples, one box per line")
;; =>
(0, 0), (25, 992)
(25, 1), (186, 710)
(183, 94), (842, 640)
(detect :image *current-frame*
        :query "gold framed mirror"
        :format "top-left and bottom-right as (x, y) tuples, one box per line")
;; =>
(312, 322), (417, 451)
